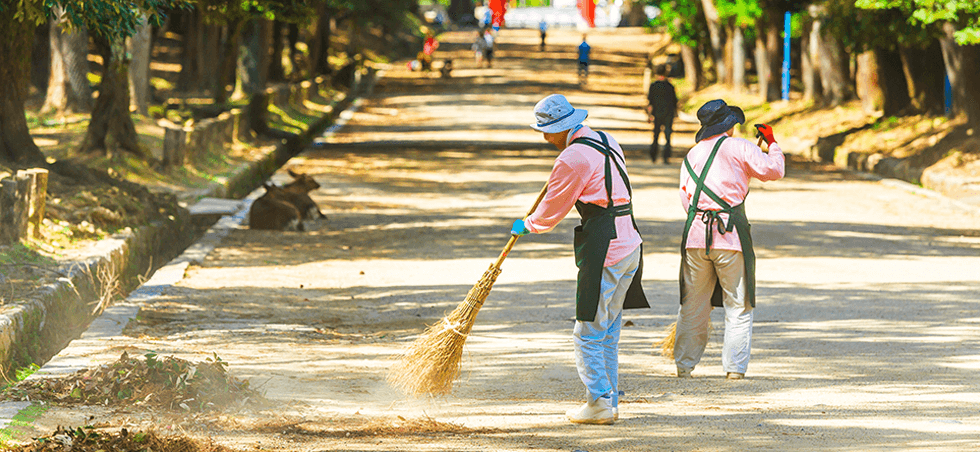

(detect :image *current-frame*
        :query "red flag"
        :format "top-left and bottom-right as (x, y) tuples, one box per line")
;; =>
(578, 0), (596, 27)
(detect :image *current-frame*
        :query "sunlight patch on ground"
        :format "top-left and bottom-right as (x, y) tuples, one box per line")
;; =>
(942, 355), (980, 370)
(759, 257), (980, 283)
(774, 416), (980, 434)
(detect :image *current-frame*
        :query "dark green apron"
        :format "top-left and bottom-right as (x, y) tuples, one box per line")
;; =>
(571, 132), (649, 322)
(679, 136), (757, 308)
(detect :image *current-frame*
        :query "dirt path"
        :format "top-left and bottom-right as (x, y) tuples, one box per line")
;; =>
(21, 28), (980, 451)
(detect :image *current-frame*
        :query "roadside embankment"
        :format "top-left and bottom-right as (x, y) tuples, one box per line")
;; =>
(0, 68), (379, 377)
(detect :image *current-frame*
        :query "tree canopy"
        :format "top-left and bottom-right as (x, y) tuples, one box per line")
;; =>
(856, 0), (980, 45)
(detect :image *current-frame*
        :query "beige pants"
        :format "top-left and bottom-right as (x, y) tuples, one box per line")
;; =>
(675, 248), (754, 374)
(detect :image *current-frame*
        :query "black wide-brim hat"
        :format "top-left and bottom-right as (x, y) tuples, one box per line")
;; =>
(695, 99), (745, 142)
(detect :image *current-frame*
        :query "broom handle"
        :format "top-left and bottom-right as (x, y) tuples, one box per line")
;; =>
(492, 184), (549, 270)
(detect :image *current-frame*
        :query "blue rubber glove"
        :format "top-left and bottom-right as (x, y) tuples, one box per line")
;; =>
(511, 219), (530, 237)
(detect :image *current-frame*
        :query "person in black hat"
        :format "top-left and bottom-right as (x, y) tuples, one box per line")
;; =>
(673, 99), (784, 380)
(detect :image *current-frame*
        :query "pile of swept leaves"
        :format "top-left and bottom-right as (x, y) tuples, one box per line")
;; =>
(4, 426), (232, 452)
(1, 352), (263, 412)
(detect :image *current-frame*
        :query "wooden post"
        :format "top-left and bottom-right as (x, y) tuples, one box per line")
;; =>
(162, 125), (188, 167)
(14, 172), (31, 241)
(0, 179), (18, 244)
(21, 169), (47, 240)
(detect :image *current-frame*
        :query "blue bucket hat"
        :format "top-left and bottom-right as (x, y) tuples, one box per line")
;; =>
(530, 94), (588, 134)
(695, 99), (745, 142)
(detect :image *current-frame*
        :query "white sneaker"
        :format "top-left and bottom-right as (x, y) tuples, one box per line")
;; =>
(677, 368), (692, 378)
(566, 397), (614, 425)
(612, 407), (619, 421)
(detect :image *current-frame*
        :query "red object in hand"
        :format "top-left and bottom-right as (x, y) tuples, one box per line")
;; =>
(754, 123), (776, 145)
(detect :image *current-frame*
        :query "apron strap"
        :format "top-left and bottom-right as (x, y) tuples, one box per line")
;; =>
(572, 132), (639, 231)
(683, 136), (736, 254)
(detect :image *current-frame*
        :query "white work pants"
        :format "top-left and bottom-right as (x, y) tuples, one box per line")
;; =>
(675, 248), (753, 374)
(573, 246), (641, 406)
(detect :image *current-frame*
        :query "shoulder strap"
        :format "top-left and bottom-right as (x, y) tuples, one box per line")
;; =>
(573, 132), (633, 199)
(684, 136), (731, 210)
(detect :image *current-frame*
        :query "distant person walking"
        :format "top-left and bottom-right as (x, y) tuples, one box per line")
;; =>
(483, 27), (495, 68)
(472, 30), (488, 66)
(646, 64), (677, 164)
(577, 35), (591, 84)
(539, 19), (547, 51)
(675, 99), (784, 381)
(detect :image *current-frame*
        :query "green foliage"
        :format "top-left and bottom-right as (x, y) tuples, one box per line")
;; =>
(60, 1), (191, 41)
(197, 0), (315, 26)
(650, 0), (705, 47)
(856, 0), (980, 45)
(718, 0), (763, 28)
(15, 363), (40, 382)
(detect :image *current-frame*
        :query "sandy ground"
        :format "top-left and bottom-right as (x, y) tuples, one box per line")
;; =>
(19, 28), (980, 451)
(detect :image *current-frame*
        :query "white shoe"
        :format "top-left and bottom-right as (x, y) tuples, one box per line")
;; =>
(566, 397), (614, 425)
(612, 407), (619, 421)
(677, 368), (692, 378)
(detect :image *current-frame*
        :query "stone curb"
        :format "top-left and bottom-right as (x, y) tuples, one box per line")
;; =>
(817, 142), (980, 212)
(0, 68), (382, 433)
(840, 168), (980, 215)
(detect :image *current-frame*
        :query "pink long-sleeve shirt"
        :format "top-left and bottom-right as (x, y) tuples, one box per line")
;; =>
(525, 126), (642, 267)
(680, 133), (785, 251)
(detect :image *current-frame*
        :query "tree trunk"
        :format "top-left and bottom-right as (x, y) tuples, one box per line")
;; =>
(855, 51), (883, 115)
(215, 21), (241, 104)
(287, 23), (300, 80)
(268, 21), (286, 83)
(201, 24), (221, 95)
(754, 23), (770, 100)
(731, 24), (745, 93)
(128, 14), (152, 116)
(79, 38), (145, 157)
(31, 23), (50, 94)
(239, 19), (273, 135)
(42, 8), (93, 115)
(801, 19), (821, 102)
(680, 43), (702, 91)
(963, 45), (980, 128)
(764, 14), (782, 102)
(874, 47), (910, 116)
(176, 10), (203, 92)
(620, 0), (648, 27)
(311, 6), (333, 76)
(816, 33), (850, 105)
(938, 22), (980, 127)
(0, 13), (46, 163)
(898, 42), (945, 115)
(810, 6), (851, 106)
(700, 0), (726, 84)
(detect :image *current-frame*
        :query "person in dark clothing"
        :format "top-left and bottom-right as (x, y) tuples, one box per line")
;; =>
(646, 64), (677, 164)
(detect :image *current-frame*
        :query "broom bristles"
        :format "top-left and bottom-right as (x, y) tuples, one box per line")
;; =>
(653, 317), (713, 360)
(653, 321), (677, 359)
(387, 265), (501, 396)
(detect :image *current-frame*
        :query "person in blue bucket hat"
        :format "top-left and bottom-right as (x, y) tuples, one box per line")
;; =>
(512, 94), (649, 424)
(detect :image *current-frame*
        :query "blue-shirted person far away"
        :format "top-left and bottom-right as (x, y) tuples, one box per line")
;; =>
(578, 35), (591, 84)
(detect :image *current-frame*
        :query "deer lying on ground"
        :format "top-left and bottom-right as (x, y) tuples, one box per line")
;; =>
(281, 169), (325, 221)
(249, 183), (304, 231)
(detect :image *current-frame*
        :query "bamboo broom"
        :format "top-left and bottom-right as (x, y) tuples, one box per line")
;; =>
(655, 134), (767, 360)
(387, 184), (549, 396)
